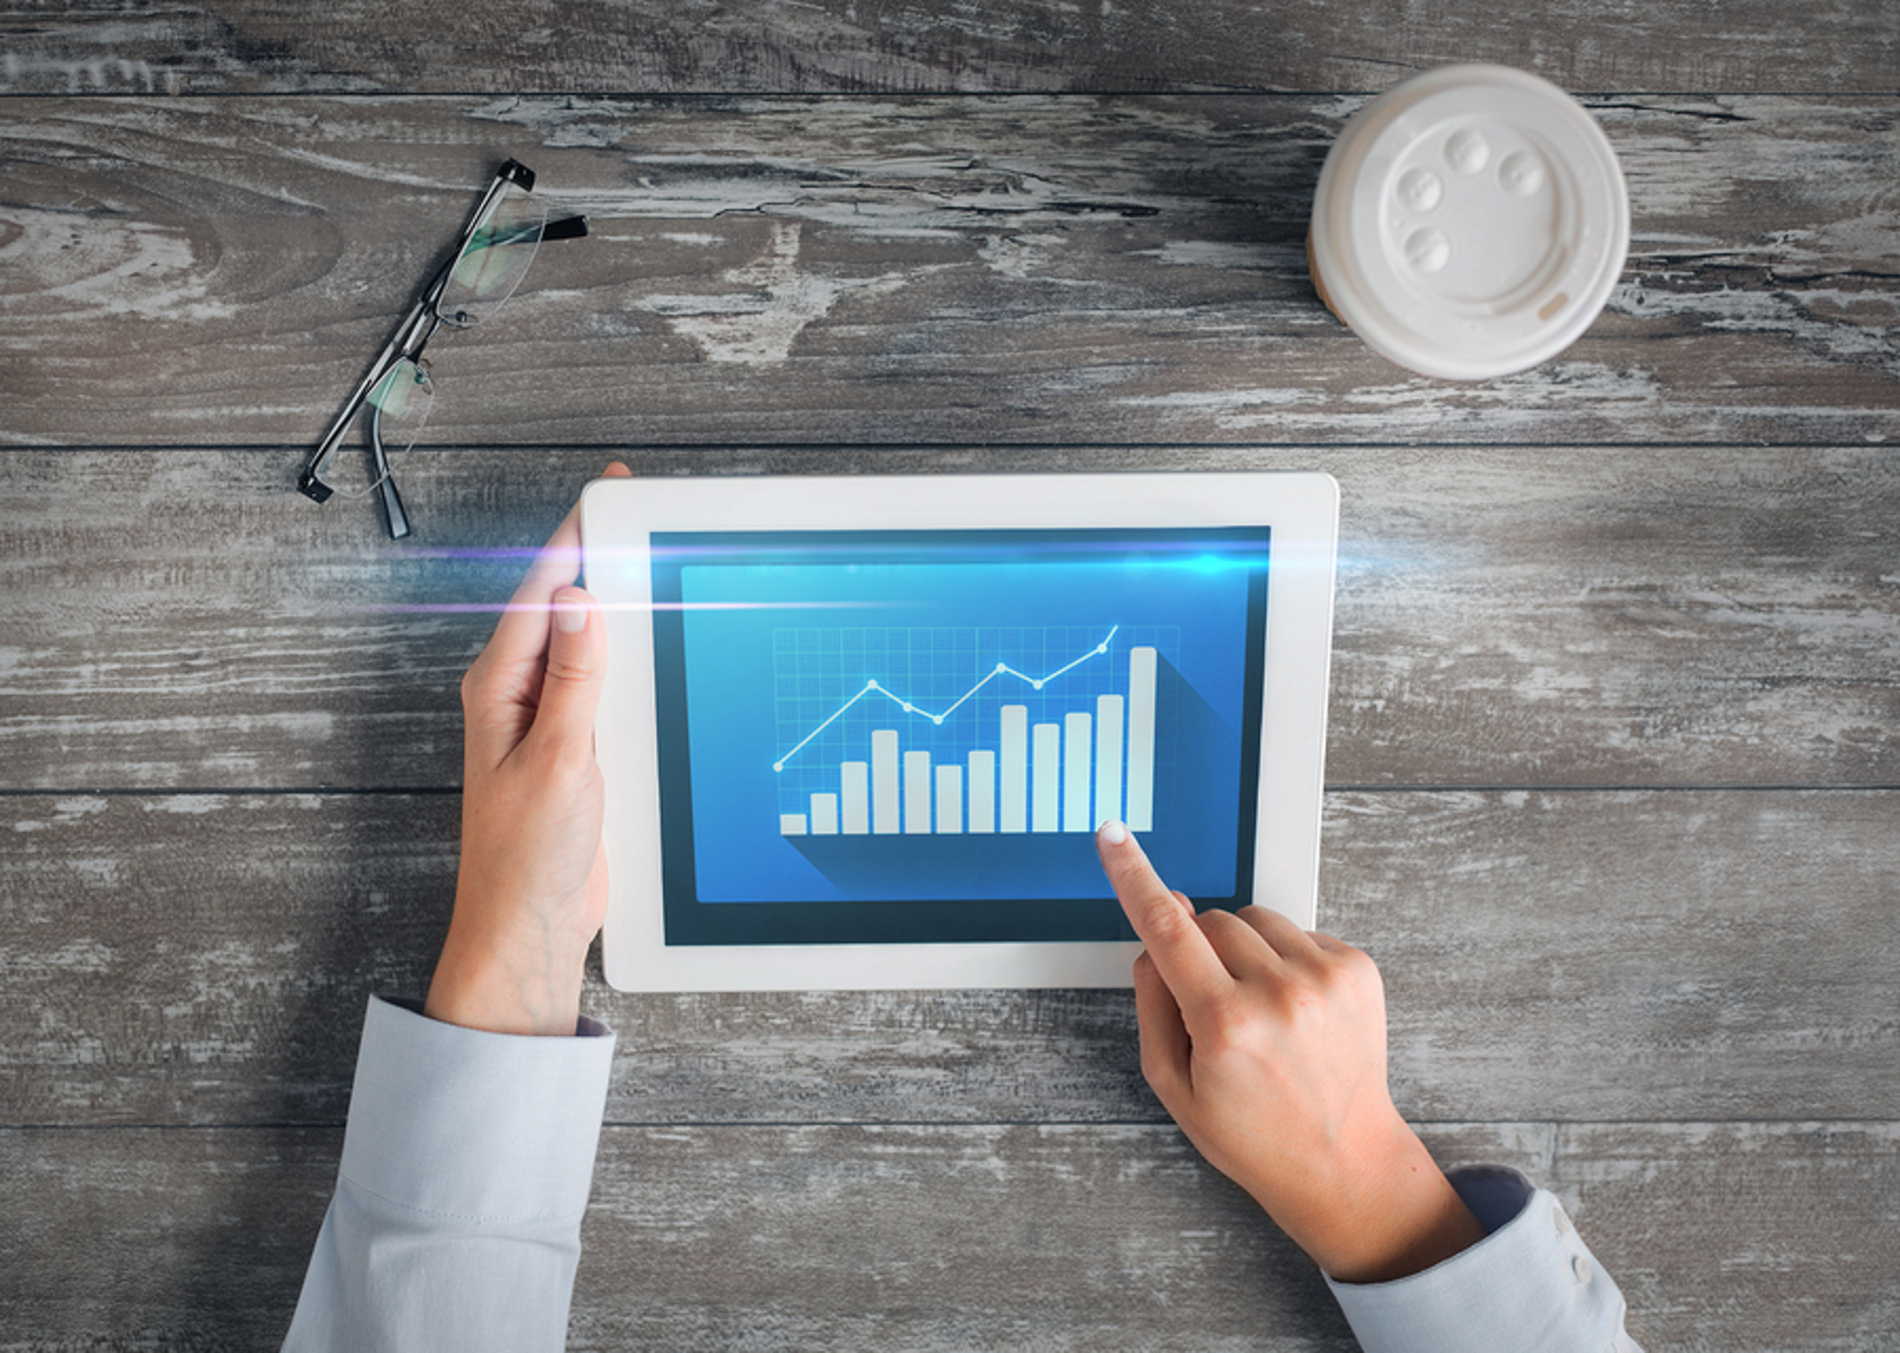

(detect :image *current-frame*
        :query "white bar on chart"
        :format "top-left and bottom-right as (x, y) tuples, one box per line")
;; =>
(1031, 722), (1060, 832)
(1095, 694), (1124, 828)
(810, 793), (839, 836)
(780, 814), (808, 836)
(873, 729), (901, 835)
(1000, 705), (1029, 834)
(904, 750), (932, 834)
(936, 765), (963, 835)
(841, 761), (869, 834)
(1063, 711), (1092, 832)
(1127, 646), (1157, 831)
(967, 750), (996, 833)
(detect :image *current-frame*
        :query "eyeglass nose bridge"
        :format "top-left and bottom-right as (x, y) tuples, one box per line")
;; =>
(388, 354), (433, 390)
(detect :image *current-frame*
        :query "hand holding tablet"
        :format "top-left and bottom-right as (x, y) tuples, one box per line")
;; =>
(582, 471), (1339, 992)
(425, 461), (632, 1036)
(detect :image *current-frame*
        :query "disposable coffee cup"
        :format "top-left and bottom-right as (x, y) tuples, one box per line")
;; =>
(1308, 64), (1629, 381)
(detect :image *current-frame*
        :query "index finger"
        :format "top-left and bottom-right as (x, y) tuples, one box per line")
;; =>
(488, 462), (631, 660)
(1095, 820), (1233, 1018)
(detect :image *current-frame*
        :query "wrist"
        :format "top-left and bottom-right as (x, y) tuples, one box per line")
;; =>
(424, 913), (590, 1037)
(1264, 1113), (1488, 1285)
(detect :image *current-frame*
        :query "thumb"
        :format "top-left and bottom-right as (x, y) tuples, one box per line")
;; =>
(532, 586), (606, 751)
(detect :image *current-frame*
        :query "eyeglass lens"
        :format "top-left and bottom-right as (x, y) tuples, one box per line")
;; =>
(322, 358), (435, 499)
(439, 182), (547, 328)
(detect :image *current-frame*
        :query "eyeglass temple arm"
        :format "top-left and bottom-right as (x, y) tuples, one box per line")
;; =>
(369, 402), (413, 540)
(472, 214), (588, 257)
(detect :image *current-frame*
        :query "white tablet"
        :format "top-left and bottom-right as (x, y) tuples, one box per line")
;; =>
(582, 472), (1338, 992)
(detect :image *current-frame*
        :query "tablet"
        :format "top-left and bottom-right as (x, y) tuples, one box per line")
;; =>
(582, 472), (1338, 992)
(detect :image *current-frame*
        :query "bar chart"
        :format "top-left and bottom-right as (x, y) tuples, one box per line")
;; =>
(774, 626), (1165, 840)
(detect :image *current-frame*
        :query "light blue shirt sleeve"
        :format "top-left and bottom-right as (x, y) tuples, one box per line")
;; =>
(281, 995), (616, 1353)
(284, 999), (1638, 1352)
(1325, 1165), (1643, 1353)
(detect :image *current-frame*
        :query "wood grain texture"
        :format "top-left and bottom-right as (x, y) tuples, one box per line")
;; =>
(2, 0), (1897, 96)
(5, 10), (1899, 1347)
(577, 1120), (1900, 1353)
(5, 789), (1895, 1128)
(3, 445), (1893, 792)
(4, 1121), (1896, 1351)
(2, 96), (1895, 448)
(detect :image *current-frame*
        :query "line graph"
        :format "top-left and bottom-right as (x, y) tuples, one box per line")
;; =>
(773, 626), (1119, 772)
(770, 624), (1168, 839)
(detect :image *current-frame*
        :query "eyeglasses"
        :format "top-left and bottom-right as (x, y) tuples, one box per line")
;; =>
(298, 160), (587, 538)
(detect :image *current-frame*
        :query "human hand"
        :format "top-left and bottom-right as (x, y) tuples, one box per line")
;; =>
(1095, 820), (1485, 1284)
(423, 463), (632, 1036)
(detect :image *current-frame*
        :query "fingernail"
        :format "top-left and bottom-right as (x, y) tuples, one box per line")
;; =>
(553, 591), (588, 633)
(1098, 819), (1128, 846)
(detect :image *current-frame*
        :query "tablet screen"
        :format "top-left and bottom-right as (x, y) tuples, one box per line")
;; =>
(649, 526), (1271, 946)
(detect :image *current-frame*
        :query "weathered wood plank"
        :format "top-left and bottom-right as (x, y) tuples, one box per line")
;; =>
(4, 789), (1895, 1127)
(2, 1), (1896, 96)
(3, 1120), (1896, 1350)
(2, 446), (1893, 792)
(1, 96), (1894, 448)
(575, 1120), (1900, 1353)
(0, 792), (453, 1127)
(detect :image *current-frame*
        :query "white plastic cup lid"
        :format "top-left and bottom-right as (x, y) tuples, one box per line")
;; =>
(1309, 64), (1629, 381)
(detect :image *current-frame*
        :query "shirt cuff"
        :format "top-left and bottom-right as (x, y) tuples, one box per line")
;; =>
(337, 994), (617, 1226)
(1324, 1166), (1637, 1353)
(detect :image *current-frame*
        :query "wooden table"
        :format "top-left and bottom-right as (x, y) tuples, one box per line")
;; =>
(3, 5), (1896, 1348)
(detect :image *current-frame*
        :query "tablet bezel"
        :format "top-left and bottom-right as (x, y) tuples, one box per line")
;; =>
(582, 472), (1338, 992)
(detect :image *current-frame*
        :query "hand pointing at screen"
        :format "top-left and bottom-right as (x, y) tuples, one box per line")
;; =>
(1093, 818), (1487, 1286)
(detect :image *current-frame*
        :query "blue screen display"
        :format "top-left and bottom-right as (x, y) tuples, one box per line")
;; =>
(649, 528), (1269, 946)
